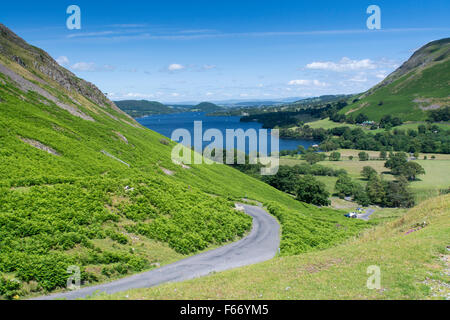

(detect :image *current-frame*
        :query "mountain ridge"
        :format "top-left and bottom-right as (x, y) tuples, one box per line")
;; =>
(340, 37), (450, 121)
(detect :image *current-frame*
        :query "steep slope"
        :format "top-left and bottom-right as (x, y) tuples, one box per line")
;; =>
(340, 38), (450, 121)
(0, 24), (366, 299)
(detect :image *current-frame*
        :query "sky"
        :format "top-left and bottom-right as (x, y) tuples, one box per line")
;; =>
(1, 0), (449, 103)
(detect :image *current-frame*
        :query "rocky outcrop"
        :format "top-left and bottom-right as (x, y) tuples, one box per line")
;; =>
(0, 23), (134, 121)
(0, 62), (94, 121)
(19, 137), (60, 156)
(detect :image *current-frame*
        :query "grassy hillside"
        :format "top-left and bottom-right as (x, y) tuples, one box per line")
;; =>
(0, 24), (366, 299)
(340, 38), (450, 121)
(99, 195), (450, 300)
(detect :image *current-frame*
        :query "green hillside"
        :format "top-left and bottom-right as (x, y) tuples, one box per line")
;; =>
(0, 24), (366, 299)
(340, 38), (450, 121)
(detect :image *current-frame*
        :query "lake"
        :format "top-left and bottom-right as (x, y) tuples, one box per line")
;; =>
(137, 112), (318, 154)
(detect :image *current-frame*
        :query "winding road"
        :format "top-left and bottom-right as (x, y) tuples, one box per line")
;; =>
(35, 204), (280, 300)
(358, 209), (375, 221)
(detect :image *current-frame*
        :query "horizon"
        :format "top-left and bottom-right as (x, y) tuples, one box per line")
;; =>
(1, 0), (449, 103)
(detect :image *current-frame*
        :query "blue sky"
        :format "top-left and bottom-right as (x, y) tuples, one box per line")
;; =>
(1, 0), (449, 103)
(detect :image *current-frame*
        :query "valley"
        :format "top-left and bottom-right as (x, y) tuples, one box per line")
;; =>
(0, 20), (448, 302)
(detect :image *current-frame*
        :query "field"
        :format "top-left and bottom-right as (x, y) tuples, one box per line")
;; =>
(304, 119), (450, 135)
(94, 195), (450, 300)
(280, 152), (450, 203)
(305, 118), (360, 130)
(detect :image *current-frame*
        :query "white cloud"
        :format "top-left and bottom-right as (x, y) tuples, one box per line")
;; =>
(56, 56), (70, 66)
(168, 64), (185, 71)
(202, 64), (216, 70)
(376, 73), (387, 79)
(71, 62), (115, 72)
(349, 74), (368, 83)
(306, 57), (377, 72)
(125, 92), (155, 99)
(71, 62), (96, 72)
(288, 79), (327, 87)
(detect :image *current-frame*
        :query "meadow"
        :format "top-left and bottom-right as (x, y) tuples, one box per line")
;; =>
(280, 151), (450, 204)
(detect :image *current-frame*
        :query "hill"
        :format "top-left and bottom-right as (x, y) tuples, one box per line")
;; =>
(191, 101), (225, 112)
(114, 100), (225, 118)
(340, 38), (450, 121)
(0, 24), (366, 299)
(114, 100), (183, 117)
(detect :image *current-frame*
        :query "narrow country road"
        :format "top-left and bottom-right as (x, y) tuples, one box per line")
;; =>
(358, 209), (375, 221)
(34, 204), (280, 300)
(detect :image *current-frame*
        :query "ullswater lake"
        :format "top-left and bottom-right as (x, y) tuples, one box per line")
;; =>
(138, 112), (318, 154)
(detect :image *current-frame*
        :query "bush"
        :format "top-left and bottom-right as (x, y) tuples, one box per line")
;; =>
(329, 152), (341, 161)
(0, 277), (22, 300)
(358, 152), (369, 161)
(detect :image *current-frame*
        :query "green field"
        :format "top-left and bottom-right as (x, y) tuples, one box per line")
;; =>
(96, 195), (450, 300)
(304, 118), (450, 134)
(280, 154), (450, 203)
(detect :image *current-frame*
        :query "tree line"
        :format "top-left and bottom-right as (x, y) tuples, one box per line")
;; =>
(280, 123), (450, 154)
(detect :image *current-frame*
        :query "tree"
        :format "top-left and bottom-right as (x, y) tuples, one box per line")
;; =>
(329, 152), (341, 161)
(379, 150), (387, 160)
(297, 145), (306, 155)
(353, 183), (370, 206)
(358, 152), (369, 161)
(399, 162), (425, 181)
(335, 174), (355, 198)
(383, 177), (415, 208)
(355, 113), (369, 124)
(296, 175), (330, 206)
(303, 152), (324, 165)
(384, 152), (408, 175)
(361, 166), (378, 180)
(262, 166), (297, 193)
(366, 175), (385, 205)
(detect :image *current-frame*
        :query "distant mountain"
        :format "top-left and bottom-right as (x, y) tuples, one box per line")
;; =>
(191, 102), (225, 112)
(114, 100), (225, 117)
(114, 100), (183, 117)
(340, 38), (450, 121)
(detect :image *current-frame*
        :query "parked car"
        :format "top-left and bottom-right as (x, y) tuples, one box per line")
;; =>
(345, 212), (358, 219)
